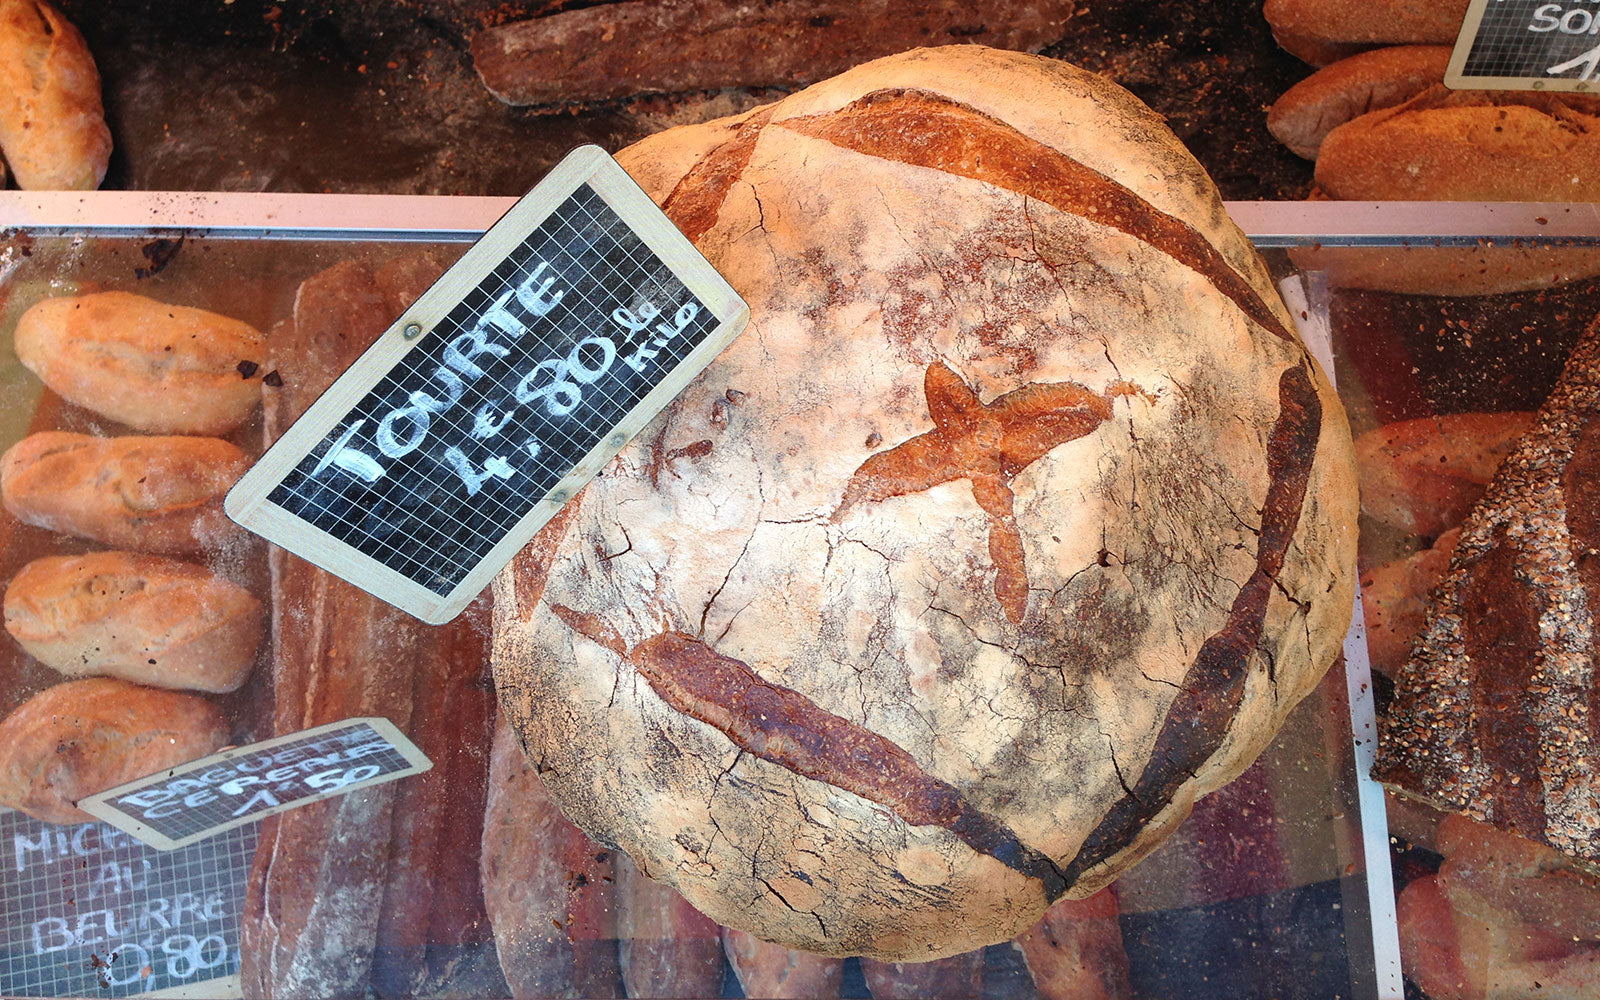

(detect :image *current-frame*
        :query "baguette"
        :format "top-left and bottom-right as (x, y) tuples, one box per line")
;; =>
(1359, 527), (1460, 678)
(0, 677), (228, 823)
(0, 0), (110, 189)
(1263, 0), (1469, 52)
(1, 431), (247, 554)
(4, 550), (263, 693)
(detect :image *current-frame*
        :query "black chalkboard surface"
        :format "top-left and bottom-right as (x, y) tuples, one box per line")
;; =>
(225, 145), (749, 623)
(79, 718), (430, 852)
(1448, 0), (1600, 91)
(0, 809), (255, 998)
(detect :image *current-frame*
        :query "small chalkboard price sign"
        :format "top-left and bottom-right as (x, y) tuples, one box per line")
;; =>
(79, 719), (429, 852)
(224, 144), (749, 624)
(0, 808), (254, 998)
(1448, 0), (1600, 91)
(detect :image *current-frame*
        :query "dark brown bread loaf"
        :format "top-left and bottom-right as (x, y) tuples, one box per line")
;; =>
(0, 677), (228, 823)
(1376, 311), (1600, 867)
(240, 253), (496, 1000)
(1014, 889), (1133, 1000)
(614, 853), (724, 998)
(472, 0), (1073, 108)
(482, 715), (624, 1000)
(1267, 45), (1450, 159)
(493, 45), (1358, 958)
(721, 928), (843, 998)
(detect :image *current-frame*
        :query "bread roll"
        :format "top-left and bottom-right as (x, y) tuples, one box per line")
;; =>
(494, 45), (1358, 958)
(1354, 412), (1535, 538)
(860, 952), (985, 998)
(1, 431), (248, 554)
(1288, 244), (1600, 299)
(1316, 86), (1600, 202)
(614, 853), (725, 999)
(1015, 888), (1133, 1000)
(1268, 46), (1450, 160)
(15, 292), (265, 435)
(1263, 0), (1469, 52)
(0, 0), (110, 189)
(4, 550), (263, 693)
(0, 677), (228, 823)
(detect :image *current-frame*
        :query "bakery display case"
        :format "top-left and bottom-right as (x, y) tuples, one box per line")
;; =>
(1, 194), (1591, 1000)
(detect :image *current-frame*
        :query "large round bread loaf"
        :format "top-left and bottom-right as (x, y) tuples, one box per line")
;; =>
(492, 45), (1358, 959)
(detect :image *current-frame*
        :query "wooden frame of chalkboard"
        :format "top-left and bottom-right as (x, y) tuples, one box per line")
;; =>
(224, 145), (749, 623)
(78, 717), (430, 851)
(1447, 0), (1600, 92)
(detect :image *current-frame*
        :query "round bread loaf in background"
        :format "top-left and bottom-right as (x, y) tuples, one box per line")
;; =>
(492, 46), (1358, 959)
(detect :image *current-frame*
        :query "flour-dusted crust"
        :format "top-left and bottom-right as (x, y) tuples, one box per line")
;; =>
(493, 45), (1358, 958)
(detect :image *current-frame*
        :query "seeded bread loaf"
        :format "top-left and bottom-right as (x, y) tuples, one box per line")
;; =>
(493, 45), (1358, 958)
(1375, 312), (1600, 867)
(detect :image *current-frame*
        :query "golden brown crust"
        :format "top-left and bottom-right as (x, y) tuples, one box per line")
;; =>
(0, 677), (228, 823)
(4, 550), (263, 693)
(1, 431), (248, 554)
(1268, 45), (1451, 159)
(15, 292), (266, 435)
(1263, 0), (1469, 47)
(0, 0), (110, 189)
(1316, 86), (1600, 202)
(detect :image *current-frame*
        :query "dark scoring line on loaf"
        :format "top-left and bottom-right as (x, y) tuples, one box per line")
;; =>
(661, 108), (777, 243)
(1061, 361), (1322, 884)
(558, 624), (1069, 899)
(774, 89), (1294, 344)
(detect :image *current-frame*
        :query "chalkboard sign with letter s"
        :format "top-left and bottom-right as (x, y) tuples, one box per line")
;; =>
(226, 146), (749, 624)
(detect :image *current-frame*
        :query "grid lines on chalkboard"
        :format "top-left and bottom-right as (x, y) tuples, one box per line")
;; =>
(267, 183), (717, 596)
(1461, 1), (1600, 80)
(0, 810), (256, 998)
(110, 722), (412, 844)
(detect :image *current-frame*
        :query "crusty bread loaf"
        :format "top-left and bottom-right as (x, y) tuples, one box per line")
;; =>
(1288, 244), (1600, 298)
(1359, 527), (1459, 678)
(4, 550), (263, 693)
(614, 853), (724, 999)
(15, 292), (265, 435)
(472, 0), (1073, 108)
(0, 677), (228, 823)
(1354, 412), (1535, 537)
(1375, 312), (1600, 867)
(0, 0), (110, 189)
(1263, 0), (1469, 53)
(720, 929), (843, 999)
(1, 431), (248, 554)
(493, 45), (1358, 958)
(860, 952), (985, 998)
(1015, 889), (1134, 1000)
(1268, 46), (1450, 159)
(1316, 86), (1600, 201)
(481, 715), (624, 1000)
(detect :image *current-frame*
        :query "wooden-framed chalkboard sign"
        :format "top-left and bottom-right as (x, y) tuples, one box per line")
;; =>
(225, 145), (749, 623)
(1447, 0), (1600, 91)
(79, 718), (430, 851)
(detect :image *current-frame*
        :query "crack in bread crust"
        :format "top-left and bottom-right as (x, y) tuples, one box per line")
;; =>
(777, 88), (1295, 345)
(612, 629), (1070, 899)
(1061, 361), (1322, 883)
